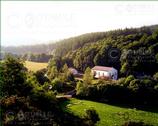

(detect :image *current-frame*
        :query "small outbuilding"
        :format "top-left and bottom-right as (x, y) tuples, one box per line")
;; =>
(68, 67), (78, 75)
(91, 66), (118, 80)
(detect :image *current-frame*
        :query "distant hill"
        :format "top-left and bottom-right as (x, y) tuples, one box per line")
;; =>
(49, 24), (158, 77)
(2, 24), (158, 56)
(53, 24), (158, 57)
(2, 25), (158, 76)
(1, 43), (57, 55)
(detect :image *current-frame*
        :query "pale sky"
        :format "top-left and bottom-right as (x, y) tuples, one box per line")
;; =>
(1, 1), (158, 46)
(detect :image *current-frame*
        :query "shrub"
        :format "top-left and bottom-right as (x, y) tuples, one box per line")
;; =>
(140, 79), (154, 88)
(29, 88), (57, 110)
(34, 68), (49, 85)
(51, 78), (63, 92)
(125, 75), (135, 87)
(76, 81), (88, 97)
(117, 77), (126, 86)
(153, 72), (158, 81)
(61, 64), (75, 82)
(0, 95), (30, 113)
(83, 67), (93, 85)
(84, 108), (100, 126)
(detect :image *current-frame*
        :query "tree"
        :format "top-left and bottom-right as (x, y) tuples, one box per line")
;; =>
(120, 62), (129, 76)
(61, 63), (74, 82)
(76, 81), (87, 96)
(94, 45), (109, 66)
(2, 56), (30, 96)
(0, 62), (5, 97)
(61, 63), (69, 81)
(47, 66), (58, 80)
(34, 68), (49, 85)
(152, 29), (158, 40)
(83, 67), (93, 85)
(62, 63), (69, 72)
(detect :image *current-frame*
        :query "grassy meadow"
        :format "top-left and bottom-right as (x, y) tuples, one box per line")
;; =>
(25, 61), (48, 72)
(61, 98), (158, 126)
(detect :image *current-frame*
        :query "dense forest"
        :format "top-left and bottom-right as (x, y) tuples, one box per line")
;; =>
(50, 25), (158, 77)
(2, 25), (158, 76)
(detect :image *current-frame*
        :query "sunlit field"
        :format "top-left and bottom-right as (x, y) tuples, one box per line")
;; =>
(61, 98), (158, 126)
(25, 61), (48, 72)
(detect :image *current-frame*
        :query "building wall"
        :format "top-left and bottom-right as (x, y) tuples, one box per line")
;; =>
(69, 69), (78, 75)
(93, 70), (110, 78)
(111, 69), (118, 80)
(92, 68), (118, 80)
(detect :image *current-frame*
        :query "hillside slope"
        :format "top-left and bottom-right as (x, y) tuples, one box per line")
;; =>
(2, 25), (158, 56)
(50, 25), (158, 77)
(62, 98), (158, 126)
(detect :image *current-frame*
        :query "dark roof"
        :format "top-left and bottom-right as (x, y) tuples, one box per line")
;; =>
(92, 66), (113, 72)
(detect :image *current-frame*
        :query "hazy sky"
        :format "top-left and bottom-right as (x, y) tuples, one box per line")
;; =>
(2, 1), (158, 46)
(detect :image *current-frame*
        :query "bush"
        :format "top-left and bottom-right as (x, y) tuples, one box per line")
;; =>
(83, 67), (93, 85)
(76, 81), (88, 97)
(140, 79), (154, 88)
(29, 88), (57, 110)
(34, 68), (49, 85)
(84, 108), (100, 126)
(125, 75), (135, 87)
(0, 95), (28, 110)
(153, 72), (158, 81)
(51, 78), (63, 92)
(117, 77), (126, 86)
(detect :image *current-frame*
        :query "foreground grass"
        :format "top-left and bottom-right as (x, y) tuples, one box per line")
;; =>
(61, 98), (158, 126)
(25, 61), (48, 72)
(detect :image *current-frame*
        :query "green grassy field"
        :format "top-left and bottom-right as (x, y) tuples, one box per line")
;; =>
(61, 98), (158, 126)
(25, 61), (48, 72)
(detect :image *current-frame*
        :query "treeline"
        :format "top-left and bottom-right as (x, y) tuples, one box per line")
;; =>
(22, 53), (53, 62)
(51, 25), (158, 78)
(1, 43), (57, 55)
(0, 52), (52, 63)
(76, 74), (158, 106)
(3, 25), (158, 75)
(54, 25), (156, 57)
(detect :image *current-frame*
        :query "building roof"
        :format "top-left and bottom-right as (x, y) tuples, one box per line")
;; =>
(92, 66), (113, 72)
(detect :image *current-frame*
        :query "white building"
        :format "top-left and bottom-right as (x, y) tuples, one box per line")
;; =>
(91, 66), (118, 80)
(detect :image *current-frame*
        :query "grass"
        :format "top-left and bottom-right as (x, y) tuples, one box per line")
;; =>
(61, 98), (158, 126)
(24, 61), (48, 72)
